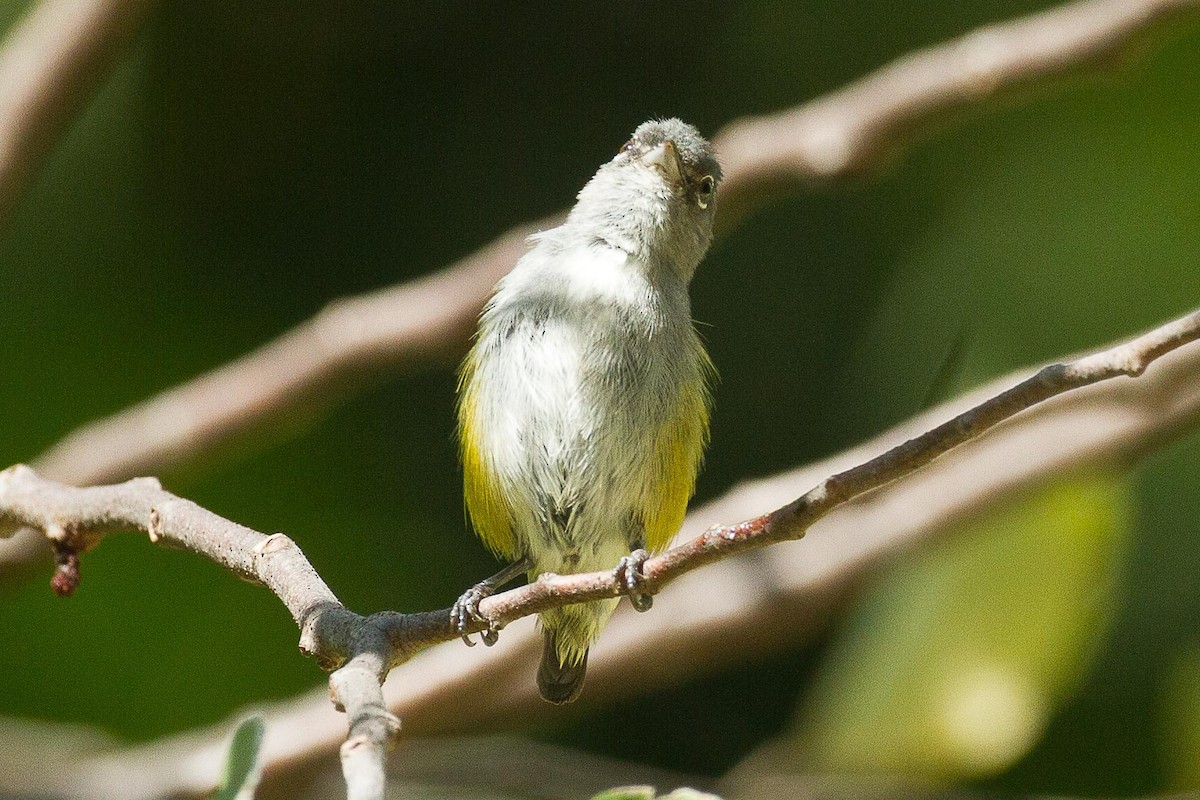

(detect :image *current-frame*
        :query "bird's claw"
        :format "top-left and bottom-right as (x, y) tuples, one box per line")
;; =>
(450, 583), (500, 647)
(614, 549), (653, 612)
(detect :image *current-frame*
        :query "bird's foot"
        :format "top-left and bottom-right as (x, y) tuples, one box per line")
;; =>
(614, 548), (653, 612)
(450, 583), (500, 647)
(449, 557), (531, 647)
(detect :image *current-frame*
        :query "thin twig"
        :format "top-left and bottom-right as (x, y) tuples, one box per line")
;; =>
(3, 306), (1200, 799)
(406, 309), (1200, 643)
(27, 305), (1200, 799)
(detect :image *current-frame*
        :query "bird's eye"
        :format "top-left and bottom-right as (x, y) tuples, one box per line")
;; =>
(695, 175), (715, 209)
(619, 139), (636, 155)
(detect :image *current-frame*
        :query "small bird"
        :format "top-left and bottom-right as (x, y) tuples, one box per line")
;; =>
(453, 118), (721, 704)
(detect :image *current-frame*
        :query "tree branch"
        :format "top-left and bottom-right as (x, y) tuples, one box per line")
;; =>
(386, 307), (1200, 645)
(4, 304), (1200, 798)
(26, 308), (1200, 797)
(0, 0), (157, 226)
(0, 463), (405, 799)
(714, 0), (1200, 228)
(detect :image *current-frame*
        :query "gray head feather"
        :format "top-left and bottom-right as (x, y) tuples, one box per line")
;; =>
(629, 118), (722, 183)
(557, 118), (722, 283)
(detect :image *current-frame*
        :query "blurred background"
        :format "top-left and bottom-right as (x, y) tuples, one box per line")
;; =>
(1, 0), (1200, 797)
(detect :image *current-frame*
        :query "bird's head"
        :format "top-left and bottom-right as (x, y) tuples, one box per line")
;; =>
(568, 118), (721, 282)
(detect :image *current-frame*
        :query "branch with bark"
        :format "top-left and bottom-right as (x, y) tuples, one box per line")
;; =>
(4, 305), (1199, 799)
(15, 295), (1200, 799)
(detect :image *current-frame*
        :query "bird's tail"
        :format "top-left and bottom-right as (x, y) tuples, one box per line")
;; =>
(537, 628), (587, 704)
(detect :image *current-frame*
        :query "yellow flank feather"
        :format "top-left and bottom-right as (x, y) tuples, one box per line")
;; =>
(457, 353), (518, 561)
(642, 360), (714, 553)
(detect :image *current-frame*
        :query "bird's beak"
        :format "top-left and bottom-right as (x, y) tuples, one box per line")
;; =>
(639, 140), (684, 183)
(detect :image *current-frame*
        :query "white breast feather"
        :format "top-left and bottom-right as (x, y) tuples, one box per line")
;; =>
(467, 238), (700, 575)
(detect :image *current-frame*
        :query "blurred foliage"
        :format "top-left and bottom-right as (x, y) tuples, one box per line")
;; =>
(0, 1), (1199, 798)
(1159, 646), (1200, 791)
(214, 716), (265, 800)
(735, 475), (1130, 782)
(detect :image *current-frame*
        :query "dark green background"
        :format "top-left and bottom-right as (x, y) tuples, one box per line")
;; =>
(2, 1), (1200, 796)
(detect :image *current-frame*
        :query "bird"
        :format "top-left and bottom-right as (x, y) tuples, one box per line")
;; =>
(452, 118), (721, 704)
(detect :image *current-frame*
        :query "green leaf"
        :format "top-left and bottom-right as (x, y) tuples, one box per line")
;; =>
(213, 716), (265, 800)
(590, 789), (656, 800)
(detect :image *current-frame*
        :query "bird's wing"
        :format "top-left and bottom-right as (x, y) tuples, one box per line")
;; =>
(640, 345), (714, 553)
(458, 347), (520, 561)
